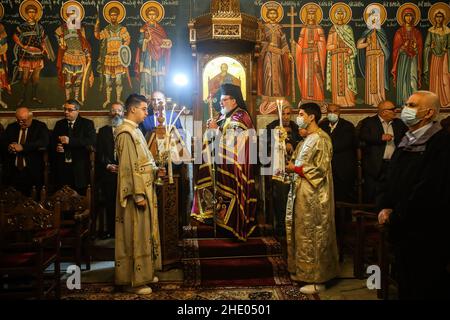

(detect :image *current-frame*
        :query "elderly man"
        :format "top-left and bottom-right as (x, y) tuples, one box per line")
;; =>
(2, 107), (48, 195)
(319, 104), (357, 202)
(359, 100), (407, 204)
(285, 102), (339, 294)
(139, 90), (183, 138)
(191, 83), (257, 241)
(378, 91), (450, 299)
(114, 93), (164, 295)
(96, 102), (124, 238)
(266, 105), (301, 238)
(51, 99), (96, 194)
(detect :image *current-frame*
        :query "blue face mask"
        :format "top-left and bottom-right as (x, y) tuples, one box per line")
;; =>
(296, 116), (309, 129)
(327, 113), (339, 123)
(400, 106), (420, 127)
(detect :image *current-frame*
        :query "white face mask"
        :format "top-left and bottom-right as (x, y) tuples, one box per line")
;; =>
(327, 113), (339, 123)
(400, 106), (421, 127)
(296, 116), (309, 129)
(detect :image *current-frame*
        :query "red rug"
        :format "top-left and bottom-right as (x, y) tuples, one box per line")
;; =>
(182, 236), (291, 287)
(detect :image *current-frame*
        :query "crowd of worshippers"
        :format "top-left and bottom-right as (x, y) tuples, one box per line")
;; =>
(0, 90), (184, 239)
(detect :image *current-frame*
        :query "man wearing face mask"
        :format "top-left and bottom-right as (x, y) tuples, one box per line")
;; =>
(191, 83), (257, 241)
(96, 102), (124, 238)
(319, 104), (357, 202)
(285, 102), (339, 294)
(378, 91), (450, 299)
(358, 100), (407, 204)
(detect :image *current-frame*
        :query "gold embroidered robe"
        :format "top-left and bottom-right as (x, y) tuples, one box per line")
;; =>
(114, 119), (162, 286)
(286, 129), (339, 283)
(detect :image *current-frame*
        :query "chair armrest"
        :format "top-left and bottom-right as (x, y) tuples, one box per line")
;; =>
(336, 201), (376, 210)
(352, 209), (378, 219)
(33, 229), (59, 245)
(74, 209), (90, 221)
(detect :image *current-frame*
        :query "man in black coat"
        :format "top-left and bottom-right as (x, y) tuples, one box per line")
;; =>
(51, 99), (96, 195)
(2, 107), (49, 195)
(358, 100), (407, 204)
(266, 105), (302, 238)
(96, 102), (124, 238)
(378, 91), (450, 299)
(319, 104), (357, 202)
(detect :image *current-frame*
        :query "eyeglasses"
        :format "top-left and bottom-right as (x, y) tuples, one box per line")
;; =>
(220, 97), (233, 103)
(134, 106), (148, 112)
(63, 108), (77, 113)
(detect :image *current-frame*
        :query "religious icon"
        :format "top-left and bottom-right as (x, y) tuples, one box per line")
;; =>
(55, 1), (94, 104)
(0, 3), (11, 109)
(257, 1), (292, 99)
(424, 2), (450, 108)
(12, 0), (55, 106)
(391, 3), (423, 107)
(95, 1), (131, 108)
(202, 56), (245, 119)
(135, 1), (172, 96)
(296, 3), (326, 104)
(326, 3), (357, 107)
(357, 3), (390, 107)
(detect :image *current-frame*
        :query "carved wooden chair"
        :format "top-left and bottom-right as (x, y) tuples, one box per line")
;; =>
(352, 209), (397, 299)
(41, 185), (91, 270)
(0, 199), (61, 300)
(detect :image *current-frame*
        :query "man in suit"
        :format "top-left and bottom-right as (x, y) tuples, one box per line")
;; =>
(319, 104), (357, 202)
(51, 99), (96, 195)
(265, 105), (302, 238)
(96, 102), (124, 238)
(139, 90), (184, 139)
(2, 107), (49, 196)
(359, 100), (407, 205)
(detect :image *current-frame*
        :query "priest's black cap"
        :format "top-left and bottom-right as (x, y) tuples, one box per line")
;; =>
(220, 83), (247, 109)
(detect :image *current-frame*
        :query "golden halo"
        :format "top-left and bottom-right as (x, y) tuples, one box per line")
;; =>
(0, 3), (4, 20)
(300, 3), (323, 25)
(19, 0), (43, 22)
(60, 1), (85, 23)
(140, 1), (165, 23)
(261, 1), (284, 24)
(396, 3), (421, 26)
(103, 1), (126, 24)
(428, 2), (450, 27)
(363, 3), (387, 26)
(329, 2), (352, 25)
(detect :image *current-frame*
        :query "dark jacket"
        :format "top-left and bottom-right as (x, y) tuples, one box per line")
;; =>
(96, 125), (117, 185)
(359, 115), (407, 178)
(319, 118), (357, 187)
(51, 116), (96, 189)
(1, 119), (49, 186)
(266, 119), (302, 159)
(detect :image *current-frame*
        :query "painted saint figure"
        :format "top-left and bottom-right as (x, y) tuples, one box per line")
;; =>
(13, 0), (53, 106)
(95, 1), (131, 108)
(357, 4), (390, 107)
(55, 1), (94, 103)
(326, 3), (357, 107)
(423, 3), (450, 108)
(257, 1), (291, 98)
(0, 4), (10, 109)
(135, 2), (172, 95)
(296, 3), (326, 104)
(391, 4), (423, 106)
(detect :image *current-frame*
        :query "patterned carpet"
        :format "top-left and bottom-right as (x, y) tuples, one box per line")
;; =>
(62, 282), (320, 300)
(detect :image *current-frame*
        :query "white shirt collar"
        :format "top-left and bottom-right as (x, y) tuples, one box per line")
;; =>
(406, 122), (433, 142)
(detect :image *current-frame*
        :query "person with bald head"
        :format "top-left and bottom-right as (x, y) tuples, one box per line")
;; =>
(1, 107), (48, 195)
(319, 104), (357, 202)
(378, 91), (450, 299)
(358, 100), (407, 204)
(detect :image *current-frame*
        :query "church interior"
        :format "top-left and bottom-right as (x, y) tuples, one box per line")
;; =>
(0, 0), (449, 302)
